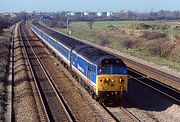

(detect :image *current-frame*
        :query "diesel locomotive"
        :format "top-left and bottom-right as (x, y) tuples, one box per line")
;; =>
(31, 23), (128, 102)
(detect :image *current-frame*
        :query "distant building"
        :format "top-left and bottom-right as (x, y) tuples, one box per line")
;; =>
(67, 12), (83, 16)
(74, 12), (83, 16)
(83, 11), (89, 16)
(67, 12), (75, 16)
(97, 12), (108, 17)
(121, 9), (129, 13)
(3, 13), (16, 18)
(97, 12), (102, 16)
(106, 12), (113, 17)
(89, 12), (96, 16)
(10, 13), (16, 17)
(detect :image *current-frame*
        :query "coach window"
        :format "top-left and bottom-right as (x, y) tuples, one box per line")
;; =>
(93, 66), (96, 73)
(88, 66), (91, 71)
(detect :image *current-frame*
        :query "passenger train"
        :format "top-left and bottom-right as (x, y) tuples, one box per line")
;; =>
(31, 23), (128, 102)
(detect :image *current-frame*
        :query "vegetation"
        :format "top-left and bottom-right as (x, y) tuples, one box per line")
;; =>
(50, 20), (180, 71)
(0, 32), (10, 80)
(87, 21), (95, 29)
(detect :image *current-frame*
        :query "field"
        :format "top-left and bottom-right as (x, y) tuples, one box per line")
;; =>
(52, 21), (180, 71)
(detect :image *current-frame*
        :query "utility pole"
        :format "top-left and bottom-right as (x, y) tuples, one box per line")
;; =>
(66, 18), (70, 35)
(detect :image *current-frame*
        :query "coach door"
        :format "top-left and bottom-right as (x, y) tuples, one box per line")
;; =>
(87, 66), (92, 80)
(69, 47), (74, 69)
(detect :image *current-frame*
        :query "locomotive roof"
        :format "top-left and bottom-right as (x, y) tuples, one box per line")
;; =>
(73, 45), (125, 65)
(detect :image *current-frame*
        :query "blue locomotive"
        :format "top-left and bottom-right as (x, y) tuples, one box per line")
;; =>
(31, 23), (128, 102)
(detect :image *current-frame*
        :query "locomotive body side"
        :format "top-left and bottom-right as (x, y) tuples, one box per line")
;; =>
(71, 49), (97, 92)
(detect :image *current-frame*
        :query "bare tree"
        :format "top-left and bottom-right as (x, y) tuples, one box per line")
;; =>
(0, 16), (9, 34)
(87, 21), (95, 29)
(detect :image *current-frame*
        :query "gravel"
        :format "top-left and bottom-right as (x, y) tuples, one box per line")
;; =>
(125, 78), (180, 122)
(13, 23), (44, 122)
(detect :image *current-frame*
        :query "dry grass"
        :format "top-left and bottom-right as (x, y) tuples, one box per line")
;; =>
(52, 21), (180, 71)
(140, 32), (167, 40)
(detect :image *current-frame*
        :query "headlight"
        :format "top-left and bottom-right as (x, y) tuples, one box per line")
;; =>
(111, 79), (114, 83)
(119, 79), (124, 83)
(119, 79), (122, 83)
(106, 78), (109, 81)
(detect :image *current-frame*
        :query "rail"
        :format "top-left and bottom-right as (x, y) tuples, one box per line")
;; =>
(19, 22), (50, 121)
(20, 22), (76, 121)
(128, 67), (180, 103)
(100, 103), (140, 122)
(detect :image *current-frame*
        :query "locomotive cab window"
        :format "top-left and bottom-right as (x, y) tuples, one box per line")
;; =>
(99, 66), (127, 74)
(99, 59), (127, 75)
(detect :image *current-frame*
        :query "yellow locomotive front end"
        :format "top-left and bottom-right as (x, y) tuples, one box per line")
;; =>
(96, 75), (128, 100)
(95, 58), (128, 102)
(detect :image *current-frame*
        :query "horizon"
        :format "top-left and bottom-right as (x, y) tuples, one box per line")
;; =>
(1, 9), (180, 14)
(0, 0), (180, 13)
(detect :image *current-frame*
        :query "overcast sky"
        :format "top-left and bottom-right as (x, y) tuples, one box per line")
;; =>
(0, 0), (180, 12)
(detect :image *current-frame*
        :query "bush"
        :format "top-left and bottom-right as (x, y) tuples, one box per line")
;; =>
(141, 32), (167, 40)
(148, 38), (175, 57)
(123, 38), (134, 49)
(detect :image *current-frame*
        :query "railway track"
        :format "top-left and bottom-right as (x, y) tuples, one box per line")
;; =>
(100, 103), (140, 122)
(128, 67), (180, 103)
(19, 22), (76, 122)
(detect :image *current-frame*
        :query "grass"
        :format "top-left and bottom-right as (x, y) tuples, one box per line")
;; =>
(52, 20), (180, 72)
(150, 29), (180, 36)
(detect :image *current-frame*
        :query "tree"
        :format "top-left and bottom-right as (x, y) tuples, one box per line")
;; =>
(16, 11), (28, 21)
(87, 21), (95, 29)
(0, 16), (9, 34)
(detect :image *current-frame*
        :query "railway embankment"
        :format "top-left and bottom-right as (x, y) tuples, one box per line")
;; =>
(0, 25), (14, 122)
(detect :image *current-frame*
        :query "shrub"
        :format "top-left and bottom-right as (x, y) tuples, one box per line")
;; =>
(123, 38), (134, 49)
(148, 38), (175, 57)
(141, 32), (167, 40)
